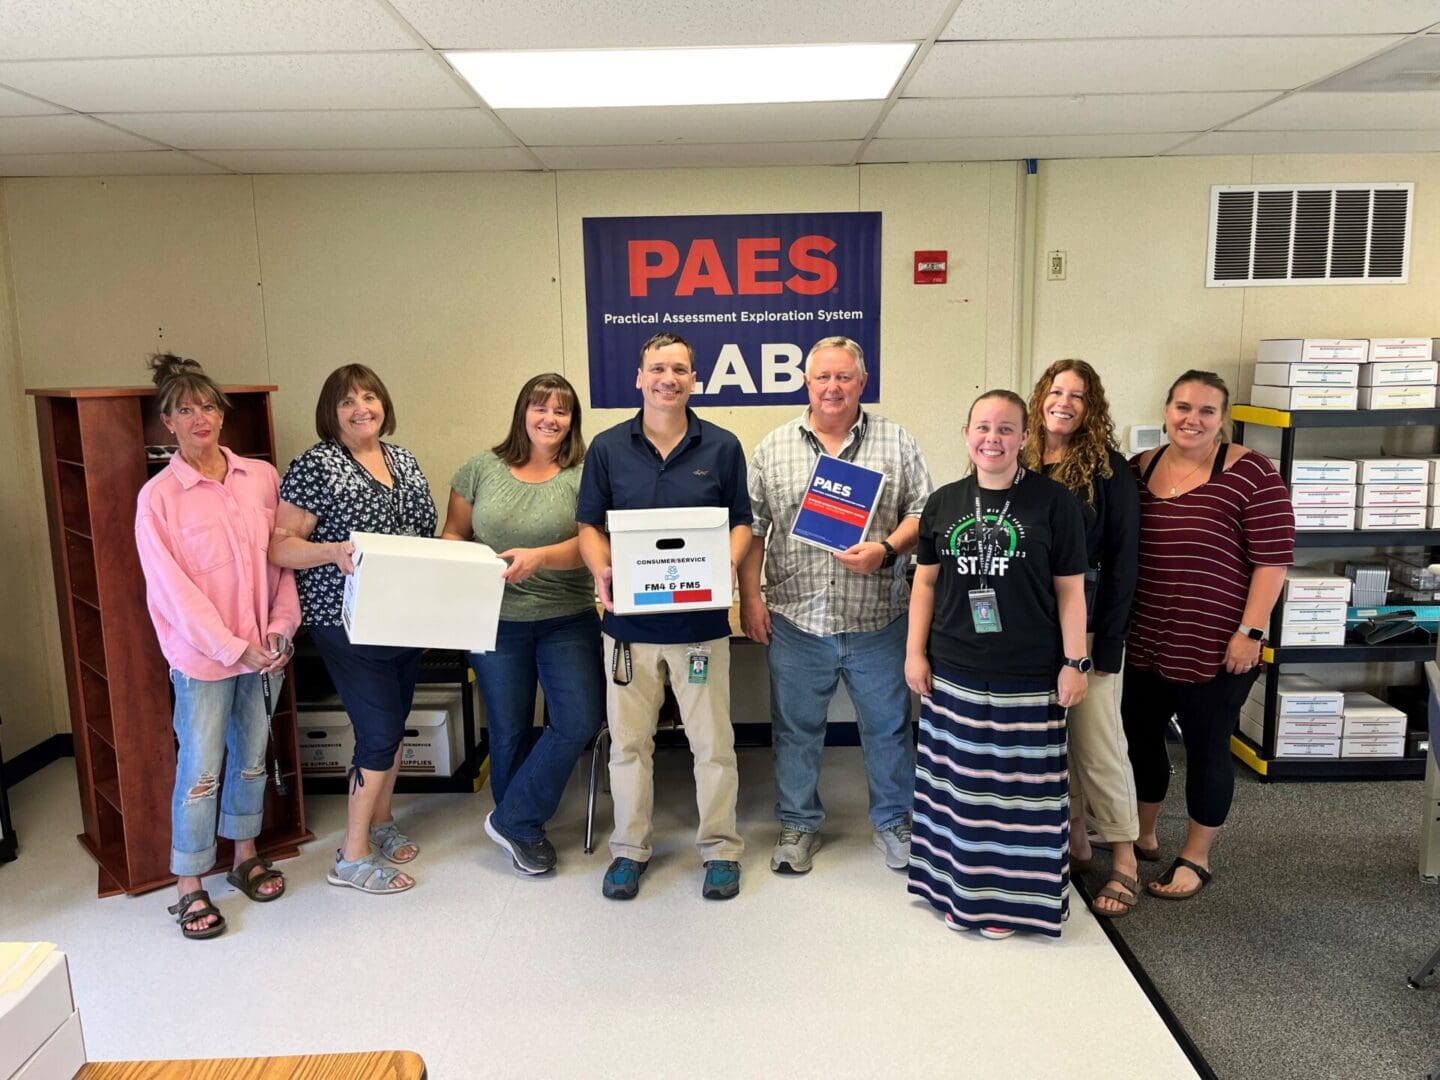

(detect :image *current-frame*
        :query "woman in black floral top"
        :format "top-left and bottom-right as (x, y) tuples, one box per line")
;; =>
(270, 364), (436, 895)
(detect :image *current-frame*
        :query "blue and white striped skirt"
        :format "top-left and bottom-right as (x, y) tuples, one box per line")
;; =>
(907, 663), (1070, 938)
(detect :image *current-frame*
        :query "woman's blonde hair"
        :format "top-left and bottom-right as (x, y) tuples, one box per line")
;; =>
(1021, 358), (1118, 503)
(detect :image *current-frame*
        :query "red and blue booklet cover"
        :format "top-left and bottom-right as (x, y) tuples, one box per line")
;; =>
(788, 454), (887, 553)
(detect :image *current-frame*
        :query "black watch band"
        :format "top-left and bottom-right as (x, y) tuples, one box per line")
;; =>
(880, 540), (898, 569)
(1063, 656), (1093, 674)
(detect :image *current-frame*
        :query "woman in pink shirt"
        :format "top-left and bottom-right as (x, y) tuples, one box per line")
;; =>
(135, 354), (301, 939)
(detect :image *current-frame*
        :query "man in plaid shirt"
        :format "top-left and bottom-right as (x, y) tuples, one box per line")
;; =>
(737, 336), (932, 875)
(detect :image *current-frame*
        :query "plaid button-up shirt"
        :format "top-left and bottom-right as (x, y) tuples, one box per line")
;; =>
(748, 409), (932, 636)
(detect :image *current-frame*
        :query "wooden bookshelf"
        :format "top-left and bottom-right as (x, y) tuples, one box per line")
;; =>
(28, 385), (312, 896)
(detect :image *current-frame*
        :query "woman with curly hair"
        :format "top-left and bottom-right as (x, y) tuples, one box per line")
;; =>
(1022, 359), (1142, 918)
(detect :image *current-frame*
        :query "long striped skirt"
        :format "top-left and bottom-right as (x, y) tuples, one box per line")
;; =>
(907, 663), (1070, 938)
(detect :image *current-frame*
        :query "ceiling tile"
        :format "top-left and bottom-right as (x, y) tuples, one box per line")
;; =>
(1224, 91), (1440, 130)
(907, 38), (1404, 97)
(862, 133), (1183, 163)
(0, 0), (416, 60)
(0, 114), (159, 153)
(389, 0), (948, 48)
(498, 102), (881, 146)
(1167, 129), (1440, 155)
(0, 149), (227, 175)
(196, 147), (539, 172)
(0, 84), (64, 116)
(881, 93), (1275, 138)
(943, 0), (1440, 39)
(98, 109), (515, 150)
(535, 141), (860, 170)
(0, 53), (474, 113)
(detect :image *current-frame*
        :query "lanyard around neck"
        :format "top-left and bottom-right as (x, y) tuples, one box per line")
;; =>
(971, 466), (1024, 587)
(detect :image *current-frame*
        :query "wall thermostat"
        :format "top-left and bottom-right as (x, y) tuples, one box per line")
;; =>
(1128, 424), (1163, 454)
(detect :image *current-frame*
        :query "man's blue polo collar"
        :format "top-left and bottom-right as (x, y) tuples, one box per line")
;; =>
(626, 407), (703, 459)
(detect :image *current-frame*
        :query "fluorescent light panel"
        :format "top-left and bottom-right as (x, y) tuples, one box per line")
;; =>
(445, 44), (916, 109)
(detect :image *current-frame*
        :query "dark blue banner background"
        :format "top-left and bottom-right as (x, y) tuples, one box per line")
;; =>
(583, 211), (881, 408)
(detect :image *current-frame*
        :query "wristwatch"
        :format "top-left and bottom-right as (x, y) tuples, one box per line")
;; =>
(1237, 624), (1265, 641)
(879, 540), (898, 569)
(1063, 656), (1093, 674)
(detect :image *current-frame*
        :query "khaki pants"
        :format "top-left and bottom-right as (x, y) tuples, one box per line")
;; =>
(603, 635), (743, 863)
(1068, 635), (1140, 842)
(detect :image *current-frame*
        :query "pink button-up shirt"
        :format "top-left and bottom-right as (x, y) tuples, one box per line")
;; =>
(135, 447), (300, 681)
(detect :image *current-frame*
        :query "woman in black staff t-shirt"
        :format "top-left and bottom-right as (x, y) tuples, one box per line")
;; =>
(905, 389), (1089, 940)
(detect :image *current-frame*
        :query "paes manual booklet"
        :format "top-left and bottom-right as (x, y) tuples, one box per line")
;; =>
(789, 454), (886, 554)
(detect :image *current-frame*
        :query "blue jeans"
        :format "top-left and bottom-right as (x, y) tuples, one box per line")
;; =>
(170, 670), (270, 876)
(469, 609), (605, 842)
(767, 612), (914, 833)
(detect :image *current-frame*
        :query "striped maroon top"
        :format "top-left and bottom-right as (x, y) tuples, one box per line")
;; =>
(1127, 450), (1295, 683)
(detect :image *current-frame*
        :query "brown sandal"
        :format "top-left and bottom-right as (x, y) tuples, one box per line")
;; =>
(1087, 833), (1160, 862)
(167, 889), (226, 939)
(1147, 856), (1212, 901)
(226, 856), (286, 902)
(1090, 871), (1139, 919)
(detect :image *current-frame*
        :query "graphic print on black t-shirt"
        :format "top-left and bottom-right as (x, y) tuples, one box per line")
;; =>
(939, 506), (1030, 580)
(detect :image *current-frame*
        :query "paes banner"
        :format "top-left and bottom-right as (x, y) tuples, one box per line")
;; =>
(789, 454), (887, 553)
(583, 211), (881, 407)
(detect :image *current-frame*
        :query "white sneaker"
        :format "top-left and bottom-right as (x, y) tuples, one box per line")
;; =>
(872, 821), (912, 870)
(770, 827), (821, 874)
(979, 925), (1015, 940)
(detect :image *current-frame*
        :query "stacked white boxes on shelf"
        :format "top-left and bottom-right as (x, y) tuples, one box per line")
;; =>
(1241, 674), (1344, 757)
(1354, 457), (1429, 530)
(1279, 567), (1350, 647)
(1286, 457), (1357, 532)
(1340, 691), (1408, 758)
(1358, 338), (1437, 410)
(1250, 339), (1367, 411)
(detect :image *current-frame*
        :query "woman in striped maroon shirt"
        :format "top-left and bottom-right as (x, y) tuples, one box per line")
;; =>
(1123, 370), (1294, 900)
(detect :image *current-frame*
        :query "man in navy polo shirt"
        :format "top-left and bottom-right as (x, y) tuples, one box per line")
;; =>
(577, 330), (753, 901)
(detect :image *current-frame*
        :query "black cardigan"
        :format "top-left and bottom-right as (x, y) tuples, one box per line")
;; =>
(1042, 447), (1139, 673)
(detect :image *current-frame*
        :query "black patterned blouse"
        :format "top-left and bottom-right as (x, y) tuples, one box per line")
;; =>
(279, 440), (438, 626)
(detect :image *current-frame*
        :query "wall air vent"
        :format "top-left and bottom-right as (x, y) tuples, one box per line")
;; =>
(1207, 183), (1411, 288)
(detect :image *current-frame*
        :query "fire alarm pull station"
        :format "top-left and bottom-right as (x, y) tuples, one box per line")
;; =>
(914, 250), (947, 285)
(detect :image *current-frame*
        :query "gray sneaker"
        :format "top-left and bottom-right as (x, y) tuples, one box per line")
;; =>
(770, 827), (821, 874)
(873, 821), (912, 870)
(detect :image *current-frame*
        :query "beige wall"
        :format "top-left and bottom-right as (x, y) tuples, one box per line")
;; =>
(0, 153), (1436, 754)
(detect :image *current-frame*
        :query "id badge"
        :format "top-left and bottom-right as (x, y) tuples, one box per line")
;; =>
(687, 645), (712, 684)
(968, 588), (1002, 634)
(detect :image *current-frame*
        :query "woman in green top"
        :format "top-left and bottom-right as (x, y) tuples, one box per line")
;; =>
(442, 373), (603, 876)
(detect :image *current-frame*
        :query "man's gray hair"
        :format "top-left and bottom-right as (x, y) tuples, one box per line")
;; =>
(805, 335), (866, 376)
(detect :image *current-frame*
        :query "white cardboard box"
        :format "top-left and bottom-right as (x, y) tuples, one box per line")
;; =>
(1280, 601), (1348, 627)
(1279, 622), (1347, 646)
(1294, 507), (1355, 531)
(1253, 362), (1361, 387)
(14, 1009), (85, 1080)
(1355, 458), (1429, 484)
(343, 532), (505, 652)
(1278, 715), (1345, 739)
(297, 709), (352, 774)
(1341, 734), (1407, 758)
(1284, 569), (1351, 602)
(1357, 384), (1438, 410)
(298, 690), (470, 776)
(1289, 459), (1358, 484)
(1368, 338), (1434, 363)
(1276, 735), (1342, 758)
(1290, 484), (1357, 508)
(1266, 673), (1345, 714)
(1238, 707), (1263, 746)
(1340, 692), (1408, 738)
(0, 948), (75, 1080)
(1356, 505), (1427, 530)
(608, 507), (732, 616)
(1357, 482), (1427, 507)
(1258, 338), (1370, 364)
(1249, 384), (1358, 411)
(1357, 359), (1438, 386)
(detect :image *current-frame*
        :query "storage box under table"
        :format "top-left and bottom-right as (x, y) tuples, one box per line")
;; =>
(1341, 734), (1407, 758)
(1276, 735), (1342, 758)
(608, 507), (733, 616)
(1340, 692), (1408, 738)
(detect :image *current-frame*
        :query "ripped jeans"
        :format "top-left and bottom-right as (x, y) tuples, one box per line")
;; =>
(169, 669), (271, 876)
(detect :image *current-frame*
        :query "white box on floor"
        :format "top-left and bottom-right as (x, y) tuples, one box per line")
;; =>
(1290, 484), (1357, 508)
(1280, 600), (1348, 627)
(14, 1009), (85, 1080)
(1340, 692), (1408, 738)
(1279, 622), (1347, 646)
(1238, 705), (1263, 745)
(1356, 505), (1427, 530)
(400, 689), (466, 776)
(608, 507), (732, 616)
(1355, 458), (1430, 484)
(1368, 338), (1434, 363)
(1341, 734), (1407, 758)
(1358, 482), (1427, 507)
(1294, 507), (1355, 531)
(1284, 569), (1351, 602)
(296, 708), (352, 774)
(1253, 362), (1361, 387)
(1272, 673), (1345, 714)
(1249, 384), (1358, 411)
(1357, 384), (1438, 410)
(0, 947), (76, 1079)
(343, 532), (505, 652)
(1258, 339), (1370, 365)
(1275, 734), (1341, 758)
(1289, 459), (1358, 484)
(1357, 360), (1438, 386)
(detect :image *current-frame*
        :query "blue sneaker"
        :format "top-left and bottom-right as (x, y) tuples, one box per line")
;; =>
(702, 860), (741, 900)
(602, 857), (647, 900)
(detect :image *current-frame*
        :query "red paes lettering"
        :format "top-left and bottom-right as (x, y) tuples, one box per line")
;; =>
(628, 240), (679, 297)
(786, 235), (838, 294)
(675, 238), (734, 296)
(736, 237), (784, 295)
